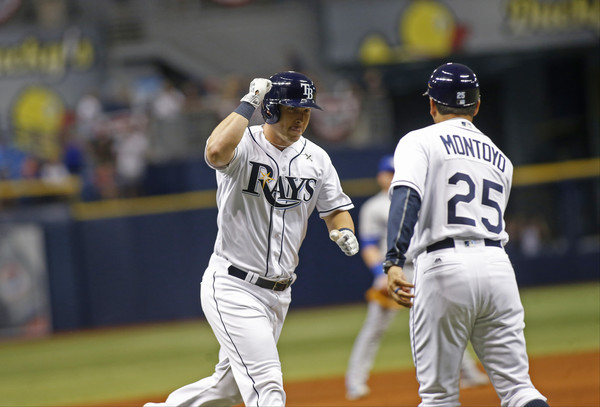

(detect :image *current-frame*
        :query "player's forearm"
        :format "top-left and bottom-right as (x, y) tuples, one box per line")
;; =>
(205, 111), (249, 167)
(324, 210), (355, 233)
(206, 78), (271, 168)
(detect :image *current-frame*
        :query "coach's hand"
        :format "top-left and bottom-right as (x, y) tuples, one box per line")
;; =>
(387, 266), (415, 308)
(240, 78), (272, 108)
(330, 229), (359, 256)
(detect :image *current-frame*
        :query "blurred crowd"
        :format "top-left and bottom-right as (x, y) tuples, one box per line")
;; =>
(0, 68), (397, 205)
(0, 74), (269, 203)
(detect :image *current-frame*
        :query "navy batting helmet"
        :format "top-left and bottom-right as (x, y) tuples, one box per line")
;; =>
(261, 71), (322, 124)
(423, 63), (480, 107)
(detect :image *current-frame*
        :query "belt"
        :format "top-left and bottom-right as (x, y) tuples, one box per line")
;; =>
(228, 266), (293, 291)
(426, 237), (502, 253)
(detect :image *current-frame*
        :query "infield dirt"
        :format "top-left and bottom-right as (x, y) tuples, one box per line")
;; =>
(106, 350), (598, 406)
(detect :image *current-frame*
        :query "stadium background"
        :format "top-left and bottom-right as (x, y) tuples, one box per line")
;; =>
(0, 0), (598, 397)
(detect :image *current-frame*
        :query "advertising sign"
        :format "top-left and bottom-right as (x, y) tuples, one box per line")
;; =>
(0, 224), (51, 338)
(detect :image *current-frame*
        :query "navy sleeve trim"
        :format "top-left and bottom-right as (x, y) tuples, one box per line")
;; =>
(385, 186), (421, 268)
(318, 202), (354, 217)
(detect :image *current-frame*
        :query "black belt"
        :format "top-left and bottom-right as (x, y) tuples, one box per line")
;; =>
(426, 237), (502, 253)
(228, 266), (292, 291)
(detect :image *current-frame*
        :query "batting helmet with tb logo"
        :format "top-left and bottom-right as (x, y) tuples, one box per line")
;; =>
(261, 71), (322, 124)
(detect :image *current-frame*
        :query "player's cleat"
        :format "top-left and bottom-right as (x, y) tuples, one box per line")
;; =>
(460, 368), (490, 388)
(346, 384), (370, 400)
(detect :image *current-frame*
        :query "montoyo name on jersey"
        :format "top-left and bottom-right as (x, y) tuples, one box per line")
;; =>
(242, 161), (316, 209)
(439, 134), (507, 173)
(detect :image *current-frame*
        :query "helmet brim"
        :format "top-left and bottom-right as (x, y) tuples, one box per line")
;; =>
(280, 99), (322, 110)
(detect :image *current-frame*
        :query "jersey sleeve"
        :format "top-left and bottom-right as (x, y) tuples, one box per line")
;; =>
(204, 129), (248, 174)
(316, 155), (354, 218)
(390, 131), (429, 200)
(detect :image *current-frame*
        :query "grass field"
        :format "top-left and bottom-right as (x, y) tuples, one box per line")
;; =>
(0, 281), (598, 406)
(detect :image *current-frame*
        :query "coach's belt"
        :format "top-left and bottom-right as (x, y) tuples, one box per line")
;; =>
(426, 237), (502, 253)
(228, 266), (293, 291)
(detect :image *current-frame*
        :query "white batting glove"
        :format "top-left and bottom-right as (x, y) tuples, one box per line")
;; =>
(240, 78), (272, 108)
(334, 229), (359, 256)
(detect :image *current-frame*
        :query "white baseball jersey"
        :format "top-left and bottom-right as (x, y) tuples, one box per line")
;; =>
(358, 191), (390, 259)
(149, 124), (355, 407)
(207, 124), (354, 279)
(389, 117), (546, 406)
(360, 191), (416, 269)
(390, 118), (512, 255)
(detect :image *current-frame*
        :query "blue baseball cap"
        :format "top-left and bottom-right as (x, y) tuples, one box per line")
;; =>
(378, 155), (394, 173)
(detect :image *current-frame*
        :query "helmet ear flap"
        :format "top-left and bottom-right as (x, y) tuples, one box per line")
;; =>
(261, 102), (280, 124)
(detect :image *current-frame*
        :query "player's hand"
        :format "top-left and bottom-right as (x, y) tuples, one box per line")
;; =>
(387, 266), (415, 308)
(331, 229), (359, 256)
(240, 78), (272, 108)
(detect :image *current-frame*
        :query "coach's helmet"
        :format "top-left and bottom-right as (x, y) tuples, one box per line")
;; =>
(261, 71), (322, 124)
(423, 62), (480, 107)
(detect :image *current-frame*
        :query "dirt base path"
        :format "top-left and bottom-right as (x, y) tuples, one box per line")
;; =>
(283, 351), (599, 406)
(118, 351), (599, 406)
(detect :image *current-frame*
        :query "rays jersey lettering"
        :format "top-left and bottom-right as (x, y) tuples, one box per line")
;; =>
(242, 161), (316, 209)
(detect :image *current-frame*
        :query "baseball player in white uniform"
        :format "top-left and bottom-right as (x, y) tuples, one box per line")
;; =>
(345, 155), (488, 400)
(384, 63), (549, 407)
(144, 72), (359, 407)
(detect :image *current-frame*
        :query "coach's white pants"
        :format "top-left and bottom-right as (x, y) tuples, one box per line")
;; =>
(411, 244), (546, 407)
(146, 254), (291, 407)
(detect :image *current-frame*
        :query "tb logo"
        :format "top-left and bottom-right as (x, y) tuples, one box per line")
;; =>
(301, 83), (314, 100)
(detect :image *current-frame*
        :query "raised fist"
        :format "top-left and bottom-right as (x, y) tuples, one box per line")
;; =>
(240, 78), (272, 108)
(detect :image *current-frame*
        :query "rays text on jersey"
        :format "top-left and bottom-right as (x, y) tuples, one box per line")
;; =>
(439, 134), (507, 173)
(242, 161), (316, 209)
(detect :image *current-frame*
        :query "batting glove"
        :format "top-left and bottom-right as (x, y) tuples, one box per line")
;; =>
(240, 78), (272, 108)
(336, 229), (359, 256)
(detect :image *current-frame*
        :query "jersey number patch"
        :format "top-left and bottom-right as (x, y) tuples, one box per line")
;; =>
(447, 172), (503, 234)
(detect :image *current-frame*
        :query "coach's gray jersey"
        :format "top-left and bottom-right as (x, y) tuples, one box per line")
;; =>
(206, 125), (353, 279)
(390, 118), (513, 256)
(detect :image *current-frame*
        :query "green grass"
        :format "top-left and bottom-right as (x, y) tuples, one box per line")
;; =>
(0, 281), (597, 406)
(279, 303), (413, 380)
(520, 282), (600, 355)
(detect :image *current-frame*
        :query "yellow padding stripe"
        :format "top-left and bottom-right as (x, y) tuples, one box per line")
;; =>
(513, 157), (600, 186)
(70, 190), (216, 221)
(10, 157), (600, 221)
(340, 177), (380, 198)
(0, 176), (81, 199)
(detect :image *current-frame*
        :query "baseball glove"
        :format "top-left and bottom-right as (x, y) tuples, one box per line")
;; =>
(365, 287), (403, 310)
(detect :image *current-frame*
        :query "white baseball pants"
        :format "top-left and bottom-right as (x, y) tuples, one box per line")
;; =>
(146, 254), (291, 407)
(411, 243), (546, 407)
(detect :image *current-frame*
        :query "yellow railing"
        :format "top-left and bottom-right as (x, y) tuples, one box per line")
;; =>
(70, 190), (217, 221)
(1, 158), (598, 220)
(512, 157), (600, 187)
(0, 176), (81, 200)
